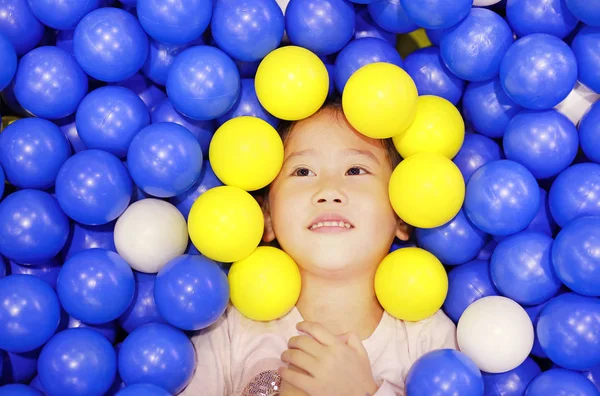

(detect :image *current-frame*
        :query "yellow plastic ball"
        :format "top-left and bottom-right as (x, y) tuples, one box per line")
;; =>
(342, 62), (418, 139)
(375, 247), (448, 322)
(255, 46), (329, 121)
(393, 95), (465, 159)
(188, 186), (264, 262)
(389, 152), (465, 229)
(209, 116), (284, 191)
(229, 246), (301, 321)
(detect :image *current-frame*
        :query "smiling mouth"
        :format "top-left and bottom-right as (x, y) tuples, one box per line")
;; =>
(308, 221), (354, 230)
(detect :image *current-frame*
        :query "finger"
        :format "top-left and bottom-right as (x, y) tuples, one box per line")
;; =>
(296, 321), (338, 346)
(281, 349), (319, 375)
(344, 331), (369, 358)
(288, 335), (325, 358)
(279, 366), (312, 394)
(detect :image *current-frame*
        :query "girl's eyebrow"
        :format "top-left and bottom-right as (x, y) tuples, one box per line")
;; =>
(284, 148), (317, 163)
(343, 148), (380, 165)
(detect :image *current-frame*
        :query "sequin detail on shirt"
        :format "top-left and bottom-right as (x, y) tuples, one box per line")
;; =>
(241, 370), (282, 396)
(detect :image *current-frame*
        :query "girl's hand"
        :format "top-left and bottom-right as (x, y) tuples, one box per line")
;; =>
(279, 321), (379, 396)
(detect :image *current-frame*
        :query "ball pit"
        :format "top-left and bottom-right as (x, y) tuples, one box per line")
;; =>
(0, 0), (598, 393)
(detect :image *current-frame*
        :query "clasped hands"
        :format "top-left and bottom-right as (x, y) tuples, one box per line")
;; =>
(278, 321), (379, 396)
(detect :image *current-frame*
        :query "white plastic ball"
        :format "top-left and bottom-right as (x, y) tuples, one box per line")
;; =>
(473, 0), (502, 5)
(275, 0), (289, 13)
(457, 296), (534, 374)
(114, 199), (188, 273)
(555, 82), (600, 126)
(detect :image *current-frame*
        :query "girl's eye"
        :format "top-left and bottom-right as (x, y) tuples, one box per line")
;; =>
(293, 168), (314, 177)
(346, 167), (367, 176)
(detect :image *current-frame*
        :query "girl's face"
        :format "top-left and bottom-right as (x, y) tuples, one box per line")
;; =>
(263, 109), (408, 278)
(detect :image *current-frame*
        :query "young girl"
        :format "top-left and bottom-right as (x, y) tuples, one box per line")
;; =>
(181, 99), (457, 396)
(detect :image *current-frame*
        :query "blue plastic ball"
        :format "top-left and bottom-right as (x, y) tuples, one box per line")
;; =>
(354, 7), (396, 44)
(14, 46), (88, 119)
(580, 102), (600, 163)
(500, 33), (578, 109)
(212, 0), (284, 62)
(115, 73), (167, 112)
(74, 7), (149, 82)
(142, 38), (203, 86)
(285, 0), (355, 56)
(0, 33), (17, 91)
(118, 272), (166, 333)
(503, 109), (579, 179)
(426, 27), (444, 46)
(565, 0), (600, 27)
(537, 293), (600, 370)
(523, 188), (557, 237)
(403, 46), (465, 105)
(416, 209), (488, 266)
(116, 384), (171, 396)
(169, 160), (224, 219)
(151, 98), (215, 158)
(453, 133), (504, 183)
(548, 163), (600, 228)
(38, 328), (117, 396)
(0, 0), (45, 56)
(482, 358), (541, 395)
(155, 255), (229, 331)
(137, 0), (211, 45)
(465, 160), (540, 236)
(62, 221), (117, 262)
(118, 323), (196, 394)
(0, 190), (70, 264)
(0, 275), (61, 353)
(55, 29), (74, 54)
(401, 0), (472, 30)
(0, 384), (43, 396)
(552, 216), (600, 297)
(0, 118), (71, 189)
(127, 122), (203, 198)
(440, 8), (514, 82)
(462, 78), (522, 139)
(166, 45), (240, 121)
(525, 368), (600, 395)
(56, 115), (87, 154)
(9, 258), (62, 289)
(216, 78), (279, 127)
(67, 316), (118, 344)
(406, 349), (484, 395)
(334, 37), (404, 93)
(571, 26), (600, 94)
(506, 0), (578, 39)
(76, 86), (150, 158)
(2, 348), (39, 384)
(57, 249), (135, 324)
(444, 260), (499, 323)
(367, 0), (418, 34)
(491, 231), (562, 305)
(524, 298), (553, 358)
(26, 0), (102, 30)
(55, 150), (133, 225)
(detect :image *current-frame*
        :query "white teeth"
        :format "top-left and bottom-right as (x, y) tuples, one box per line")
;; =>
(309, 221), (352, 230)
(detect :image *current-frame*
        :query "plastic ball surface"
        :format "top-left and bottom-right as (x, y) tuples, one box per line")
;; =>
(155, 254), (229, 330)
(38, 328), (117, 396)
(26, 0), (102, 30)
(457, 296), (534, 373)
(137, 0), (212, 45)
(74, 7), (149, 82)
(389, 152), (465, 229)
(0, 189), (70, 264)
(14, 46), (88, 119)
(0, 117), (71, 189)
(0, 33), (17, 91)
(500, 33), (578, 109)
(116, 384), (171, 396)
(166, 45), (241, 121)
(0, 384), (43, 396)
(571, 26), (600, 94)
(188, 186), (264, 263)
(401, 0), (472, 30)
(343, 62), (418, 139)
(55, 150), (133, 225)
(525, 369), (600, 396)
(57, 249), (135, 324)
(0, 274), (61, 353)
(209, 116), (283, 191)
(367, 0), (418, 34)
(453, 133), (503, 183)
(375, 247), (448, 322)
(580, 102), (600, 163)
(506, 0), (578, 39)
(565, 0), (600, 27)
(0, 0), (45, 56)
(228, 246), (301, 321)
(255, 45), (329, 121)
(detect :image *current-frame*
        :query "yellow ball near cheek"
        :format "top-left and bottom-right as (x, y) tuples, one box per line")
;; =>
(209, 116), (284, 191)
(188, 186), (264, 263)
(228, 246), (301, 321)
(375, 247), (448, 322)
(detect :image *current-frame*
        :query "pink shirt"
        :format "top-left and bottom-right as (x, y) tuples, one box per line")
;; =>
(181, 305), (458, 396)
